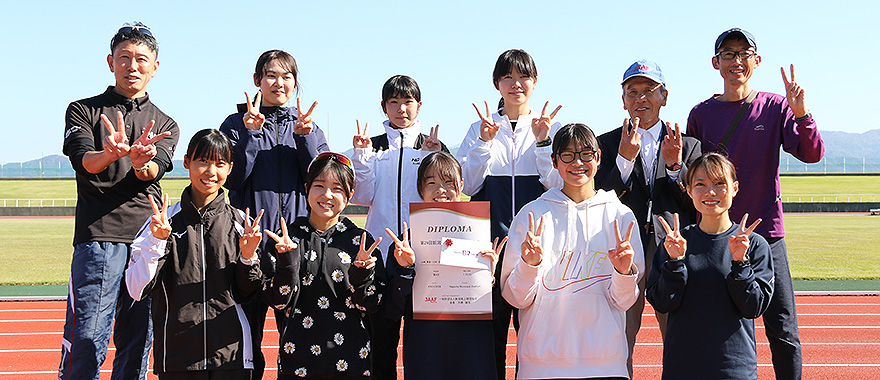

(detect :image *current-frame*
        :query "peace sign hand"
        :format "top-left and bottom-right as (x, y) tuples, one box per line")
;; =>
(130, 120), (172, 168)
(242, 91), (266, 131)
(660, 121), (683, 167)
(354, 232), (382, 269)
(385, 223), (414, 267)
(729, 213), (762, 262)
(520, 212), (545, 266)
(294, 97), (318, 135)
(659, 213), (687, 260)
(353, 119), (372, 149)
(618, 117), (642, 162)
(239, 208), (265, 260)
(473, 101), (501, 142)
(609, 220), (636, 275)
(781, 64), (809, 118)
(264, 217), (298, 254)
(148, 193), (171, 240)
(480, 236), (509, 277)
(421, 125), (442, 152)
(530, 101), (562, 142)
(100, 111), (131, 161)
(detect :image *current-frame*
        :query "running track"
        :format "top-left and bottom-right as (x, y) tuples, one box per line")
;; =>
(1, 295), (878, 379)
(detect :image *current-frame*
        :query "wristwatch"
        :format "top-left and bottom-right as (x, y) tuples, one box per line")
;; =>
(133, 162), (150, 174)
(731, 258), (751, 267)
(666, 161), (683, 171)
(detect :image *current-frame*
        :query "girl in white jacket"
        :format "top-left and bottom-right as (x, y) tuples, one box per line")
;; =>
(500, 123), (645, 379)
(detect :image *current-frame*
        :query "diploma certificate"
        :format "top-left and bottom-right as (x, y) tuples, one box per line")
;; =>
(409, 202), (492, 320)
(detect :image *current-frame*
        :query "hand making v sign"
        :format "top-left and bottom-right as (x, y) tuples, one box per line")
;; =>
(659, 213), (687, 260)
(242, 91), (266, 131)
(609, 219), (637, 275)
(352, 120), (372, 149)
(147, 193), (171, 240)
(520, 212), (545, 266)
(618, 117), (642, 162)
(421, 124), (442, 152)
(239, 208), (265, 260)
(473, 101), (501, 142)
(385, 222), (414, 268)
(294, 97), (318, 135)
(728, 213), (762, 262)
(781, 64), (809, 118)
(530, 101), (562, 142)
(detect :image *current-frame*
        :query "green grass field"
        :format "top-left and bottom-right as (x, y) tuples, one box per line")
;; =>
(0, 176), (877, 284)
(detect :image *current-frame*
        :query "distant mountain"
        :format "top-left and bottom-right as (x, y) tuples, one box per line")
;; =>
(1, 131), (875, 177)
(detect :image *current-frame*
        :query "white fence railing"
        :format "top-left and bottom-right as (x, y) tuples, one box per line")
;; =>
(781, 194), (880, 203)
(0, 199), (77, 207)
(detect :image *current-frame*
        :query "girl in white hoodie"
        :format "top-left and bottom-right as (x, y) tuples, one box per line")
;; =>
(500, 123), (645, 379)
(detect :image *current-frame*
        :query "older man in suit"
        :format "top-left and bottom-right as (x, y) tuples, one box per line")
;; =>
(595, 59), (702, 378)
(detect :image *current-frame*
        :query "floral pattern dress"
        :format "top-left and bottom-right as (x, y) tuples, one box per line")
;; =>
(264, 216), (381, 379)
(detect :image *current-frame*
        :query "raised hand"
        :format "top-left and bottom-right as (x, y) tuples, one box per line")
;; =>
(608, 220), (636, 275)
(385, 223), (414, 267)
(148, 193), (171, 240)
(728, 213), (761, 262)
(352, 119), (372, 149)
(239, 208), (265, 260)
(421, 124), (442, 152)
(618, 117), (641, 162)
(660, 121), (683, 168)
(480, 236), (509, 277)
(781, 64), (809, 118)
(265, 217), (298, 254)
(129, 119), (172, 168)
(294, 97), (318, 135)
(354, 232), (382, 269)
(473, 101), (501, 142)
(100, 111), (131, 161)
(242, 91), (266, 131)
(520, 212), (545, 266)
(659, 213), (687, 260)
(530, 101), (562, 142)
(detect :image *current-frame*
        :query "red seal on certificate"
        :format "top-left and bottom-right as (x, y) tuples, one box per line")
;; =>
(445, 239), (453, 247)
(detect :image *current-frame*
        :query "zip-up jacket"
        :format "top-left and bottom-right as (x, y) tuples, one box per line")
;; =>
(63, 86), (180, 245)
(457, 109), (561, 242)
(500, 188), (644, 379)
(351, 120), (448, 258)
(220, 104), (328, 273)
(126, 186), (263, 373)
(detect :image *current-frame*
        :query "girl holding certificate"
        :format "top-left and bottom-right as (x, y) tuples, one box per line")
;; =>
(385, 151), (507, 380)
(500, 123), (644, 379)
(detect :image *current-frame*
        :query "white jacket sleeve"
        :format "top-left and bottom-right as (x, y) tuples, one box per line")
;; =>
(606, 210), (645, 311)
(457, 122), (492, 196)
(125, 227), (169, 301)
(536, 120), (564, 190)
(351, 147), (376, 206)
(500, 211), (541, 309)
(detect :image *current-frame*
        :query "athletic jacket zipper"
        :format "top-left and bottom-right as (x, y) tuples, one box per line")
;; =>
(397, 138), (404, 236)
(200, 219), (208, 369)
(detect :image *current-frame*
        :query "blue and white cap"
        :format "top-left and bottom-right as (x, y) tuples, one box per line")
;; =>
(621, 59), (665, 87)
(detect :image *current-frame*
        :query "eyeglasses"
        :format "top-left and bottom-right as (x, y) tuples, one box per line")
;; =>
(308, 152), (353, 172)
(557, 150), (597, 163)
(116, 23), (154, 38)
(716, 50), (756, 61)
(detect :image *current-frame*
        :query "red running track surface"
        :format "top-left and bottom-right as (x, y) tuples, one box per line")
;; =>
(1, 295), (878, 379)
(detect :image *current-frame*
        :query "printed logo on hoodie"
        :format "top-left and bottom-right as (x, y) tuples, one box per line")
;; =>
(542, 249), (611, 293)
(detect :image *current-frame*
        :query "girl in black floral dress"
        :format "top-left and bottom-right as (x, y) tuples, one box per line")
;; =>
(263, 152), (383, 379)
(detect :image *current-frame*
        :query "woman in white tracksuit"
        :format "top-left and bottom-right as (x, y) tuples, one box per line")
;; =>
(500, 123), (645, 380)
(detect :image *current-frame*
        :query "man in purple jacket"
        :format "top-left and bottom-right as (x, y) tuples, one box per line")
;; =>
(687, 28), (824, 380)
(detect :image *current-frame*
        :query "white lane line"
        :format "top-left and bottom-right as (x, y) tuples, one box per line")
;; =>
(1, 319), (65, 322)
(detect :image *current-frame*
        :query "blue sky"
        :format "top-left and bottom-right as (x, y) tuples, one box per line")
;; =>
(0, 1), (872, 163)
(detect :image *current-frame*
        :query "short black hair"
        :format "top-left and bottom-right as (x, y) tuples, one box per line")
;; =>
(552, 123), (599, 160)
(305, 155), (355, 199)
(110, 22), (158, 57)
(186, 129), (233, 163)
(492, 49), (537, 89)
(254, 50), (299, 94)
(417, 152), (462, 199)
(381, 75), (421, 113)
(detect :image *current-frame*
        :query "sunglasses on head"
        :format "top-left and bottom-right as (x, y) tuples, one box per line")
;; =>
(116, 23), (153, 38)
(308, 152), (353, 172)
